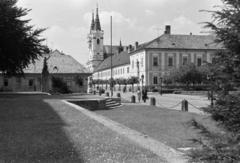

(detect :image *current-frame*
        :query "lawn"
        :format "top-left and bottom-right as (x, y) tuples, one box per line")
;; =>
(95, 104), (220, 150)
(0, 95), (164, 162)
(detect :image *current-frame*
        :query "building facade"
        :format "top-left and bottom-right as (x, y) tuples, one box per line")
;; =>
(0, 50), (91, 93)
(89, 13), (222, 88)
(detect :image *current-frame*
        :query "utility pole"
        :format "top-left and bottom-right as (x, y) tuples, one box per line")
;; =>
(110, 16), (113, 97)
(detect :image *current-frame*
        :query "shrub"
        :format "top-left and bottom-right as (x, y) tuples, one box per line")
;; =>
(189, 119), (240, 162)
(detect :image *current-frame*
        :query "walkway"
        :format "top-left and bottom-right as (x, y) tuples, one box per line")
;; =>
(113, 91), (210, 114)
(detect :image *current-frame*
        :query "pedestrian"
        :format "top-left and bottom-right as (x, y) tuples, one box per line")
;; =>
(137, 88), (141, 102)
(142, 88), (146, 103)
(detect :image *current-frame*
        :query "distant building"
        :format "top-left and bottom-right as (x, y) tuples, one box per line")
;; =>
(0, 50), (91, 92)
(86, 8), (223, 90)
(86, 7), (127, 73)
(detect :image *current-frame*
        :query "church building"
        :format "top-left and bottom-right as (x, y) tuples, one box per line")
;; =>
(86, 7), (127, 73)
(88, 7), (222, 89)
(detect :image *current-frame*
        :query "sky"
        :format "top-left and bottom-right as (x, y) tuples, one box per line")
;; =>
(17, 0), (222, 66)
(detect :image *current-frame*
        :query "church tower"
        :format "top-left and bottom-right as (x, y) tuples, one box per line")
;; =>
(87, 7), (104, 73)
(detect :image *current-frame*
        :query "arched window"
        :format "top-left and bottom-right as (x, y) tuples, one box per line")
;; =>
(97, 39), (100, 45)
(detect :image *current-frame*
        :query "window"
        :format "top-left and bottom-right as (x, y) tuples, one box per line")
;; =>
(197, 58), (202, 66)
(168, 57), (173, 67)
(16, 78), (21, 84)
(97, 38), (100, 45)
(4, 79), (8, 87)
(127, 67), (129, 73)
(132, 60), (134, 69)
(28, 79), (34, 87)
(182, 56), (188, 65)
(153, 76), (158, 85)
(153, 56), (158, 66)
(141, 57), (144, 67)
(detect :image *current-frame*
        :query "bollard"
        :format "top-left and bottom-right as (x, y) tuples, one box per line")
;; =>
(106, 92), (109, 97)
(131, 95), (136, 103)
(181, 100), (188, 112)
(117, 93), (121, 98)
(150, 97), (156, 106)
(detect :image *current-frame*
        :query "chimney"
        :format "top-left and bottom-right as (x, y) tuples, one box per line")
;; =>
(135, 41), (139, 49)
(164, 25), (171, 34)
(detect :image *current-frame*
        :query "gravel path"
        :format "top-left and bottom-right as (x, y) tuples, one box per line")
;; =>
(113, 91), (209, 114)
(63, 100), (188, 163)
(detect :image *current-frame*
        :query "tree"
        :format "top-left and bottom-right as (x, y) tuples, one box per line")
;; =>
(166, 63), (207, 88)
(41, 57), (50, 92)
(189, 1), (240, 162)
(0, 0), (48, 75)
(202, 0), (240, 131)
(127, 76), (139, 92)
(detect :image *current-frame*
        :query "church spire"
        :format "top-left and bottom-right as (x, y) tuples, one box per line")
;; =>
(90, 10), (95, 32)
(94, 5), (101, 31)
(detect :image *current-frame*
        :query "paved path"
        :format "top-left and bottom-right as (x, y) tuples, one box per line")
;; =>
(113, 91), (209, 114)
(63, 100), (188, 163)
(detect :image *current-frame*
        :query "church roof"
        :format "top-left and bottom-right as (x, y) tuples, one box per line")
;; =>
(90, 11), (95, 31)
(94, 7), (101, 31)
(24, 50), (89, 74)
(95, 51), (130, 72)
(132, 34), (222, 54)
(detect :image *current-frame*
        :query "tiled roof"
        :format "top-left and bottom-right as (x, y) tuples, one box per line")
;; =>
(133, 34), (222, 53)
(24, 50), (89, 74)
(95, 51), (130, 72)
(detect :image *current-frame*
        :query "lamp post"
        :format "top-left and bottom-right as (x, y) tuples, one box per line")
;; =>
(160, 77), (163, 96)
(141, 74), (144, 90)
(110, 16), (113, 97)
(137, 60), (140, 88)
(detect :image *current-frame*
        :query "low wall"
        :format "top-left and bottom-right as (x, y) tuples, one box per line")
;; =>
(68, 99), (106, 110)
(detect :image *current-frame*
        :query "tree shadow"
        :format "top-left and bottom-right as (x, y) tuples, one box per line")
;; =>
(0, 97), (85, 162)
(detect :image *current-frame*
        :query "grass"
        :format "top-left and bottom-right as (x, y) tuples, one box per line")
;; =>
(95, 104), (220, 149)
(0, 95), (164, 162)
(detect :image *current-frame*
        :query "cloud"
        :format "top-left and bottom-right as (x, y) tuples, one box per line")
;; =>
(164, 16), (202, 34)
(84, 10), (136, 28)
(145, 9), (155, 16)
(17, 0), (90, 8)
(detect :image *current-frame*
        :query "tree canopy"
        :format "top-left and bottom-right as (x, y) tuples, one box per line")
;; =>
(164, 63), (207, 85)
(189, 1), (240, 162)
(0, 0), (48, 75)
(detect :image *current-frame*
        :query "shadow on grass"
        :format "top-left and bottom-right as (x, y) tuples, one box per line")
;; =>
(0, 97), (84, 162)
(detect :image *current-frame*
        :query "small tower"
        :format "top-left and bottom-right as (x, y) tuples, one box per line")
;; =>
(87, 6), (104, 73)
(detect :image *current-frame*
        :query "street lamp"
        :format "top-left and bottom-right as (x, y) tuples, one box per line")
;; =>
(136, 60), (140, 88)
(141, 74), (144, 90)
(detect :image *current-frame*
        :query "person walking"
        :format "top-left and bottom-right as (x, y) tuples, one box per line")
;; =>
(142, 88), (146, 103)
(137, 88), (141, 102)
